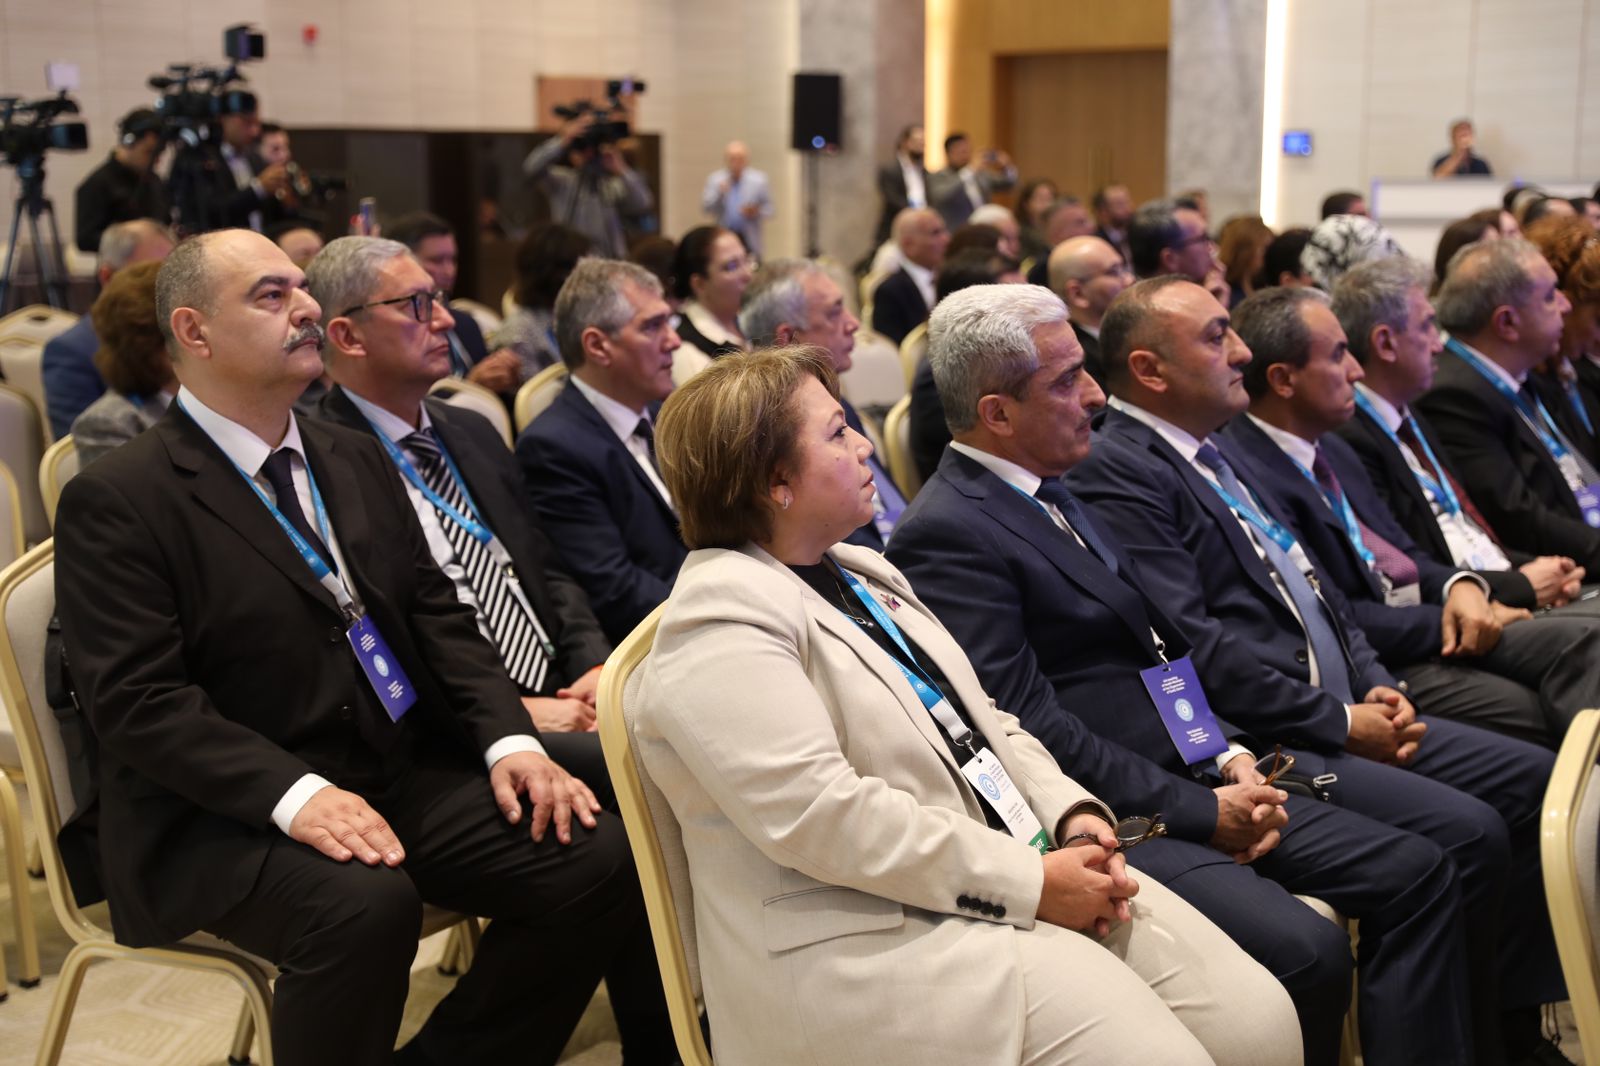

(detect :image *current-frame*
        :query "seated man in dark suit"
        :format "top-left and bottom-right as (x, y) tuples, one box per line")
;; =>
(1068, 276), (1565, 1064)
(307, 236), (616, 747)
(889, 283), (1468, 1066)
(54, 229), (672, 1066)
(1331, 257), (1593, 613)
(740, 258), (907, 547)
(870, 207), (948, 344)
(1226, 285), (1600, 746)
(42, 219), (174, 438)
(516, 259), (688, 644)
(1046, 234), (1132, 390)
(1417, 238), (1600, 572)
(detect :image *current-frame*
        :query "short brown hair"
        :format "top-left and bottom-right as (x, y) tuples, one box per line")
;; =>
(92, 260), (171, 397)
(656, 347), (839, 549)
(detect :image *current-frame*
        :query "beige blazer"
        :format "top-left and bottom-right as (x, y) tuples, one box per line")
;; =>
(631, 541), (1112, 1066)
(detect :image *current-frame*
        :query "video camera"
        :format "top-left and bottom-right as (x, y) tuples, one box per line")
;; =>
(0, 91), (88, 169)
(145, 24), (265, 148)
(552, 77), (646, 151)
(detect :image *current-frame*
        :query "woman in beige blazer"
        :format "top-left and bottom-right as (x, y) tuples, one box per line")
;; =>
(636, 347), (1301, 1066)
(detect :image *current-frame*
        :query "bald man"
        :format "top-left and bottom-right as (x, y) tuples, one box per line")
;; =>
(702, 139), (774, 258)
(871, 207), (951, 343)
(1048, 235), (1134, 387)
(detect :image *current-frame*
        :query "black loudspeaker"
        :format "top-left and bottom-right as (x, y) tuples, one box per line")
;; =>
(792, 72), (843, 152)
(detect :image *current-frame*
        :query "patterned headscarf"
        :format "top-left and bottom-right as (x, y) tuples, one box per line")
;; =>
(1301, 214), (1404, 290)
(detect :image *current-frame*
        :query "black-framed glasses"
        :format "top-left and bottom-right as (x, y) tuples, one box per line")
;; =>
(1172, 231), (1216, 252)
(1255, 745), (1296, 787)
(1112, 814), (1167, 852)
(340, 289), (445, 323)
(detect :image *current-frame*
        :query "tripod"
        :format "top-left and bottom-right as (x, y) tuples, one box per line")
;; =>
(0, 154), (70, 314)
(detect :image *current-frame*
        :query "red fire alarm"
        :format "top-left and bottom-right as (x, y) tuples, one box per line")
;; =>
(302, 24), (318, 45)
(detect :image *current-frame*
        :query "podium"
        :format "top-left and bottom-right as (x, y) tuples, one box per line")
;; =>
(1371, 177), (1593, 265)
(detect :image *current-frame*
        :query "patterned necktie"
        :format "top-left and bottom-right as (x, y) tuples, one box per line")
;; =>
(1034, 477), (1119, 576)
(259, 449), (336, 572)
(1310, 450), (1419, 588)
(634, 417), (659, 472)
(1194, 442), (1353, 702)
(404, 429), (551, 692)
(1394, 417), (1503, 547)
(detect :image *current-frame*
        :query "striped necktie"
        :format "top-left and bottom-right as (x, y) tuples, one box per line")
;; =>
(404, 428), (552, 693)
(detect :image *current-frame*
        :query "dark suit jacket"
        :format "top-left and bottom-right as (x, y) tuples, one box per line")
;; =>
(1574, 357), (1600, 452)
(841, 398), (896, 551)
(315, 387), (611, 686)
(870, 269), (930, 345)
(1073, 322), (1105, 391)
(908, 357), (949, 484)
(875, 160), (931, 242)
(1527, 367), (1600, 468)
(888, 448), (1234, 843)
(1069, 408), (1393, 753)
(1334, 403), (1539, 609)
(54, 406), (533, 946)
(515, 382), (687, 643)
(1415, 347), (1600, 571)
(74, 152), (171, 253)
(451, 312), (489, 366)
(1224, 417), (1456, 666)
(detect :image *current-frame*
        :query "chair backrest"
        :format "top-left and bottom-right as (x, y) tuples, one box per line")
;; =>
(447, 297), (503, 335)
(0, 462), (21, 570)
(428, 377), (513, 448)
(840, 329), (907, 411)
(0, 541), (105, 945)
(0, 383), (49, 545)
(0, 305), (77, 435)
(882, 394), (921, 499)
(597, 604), (713, 1066)
(898, 321), (929, 388)
(514, 363), (569, 433)
(1542, 707), (1600, 1053)
(39, 434), (80, 529)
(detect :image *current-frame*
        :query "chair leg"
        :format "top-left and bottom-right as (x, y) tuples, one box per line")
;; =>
(229, 999), (256, 1065)
(0, 772), (40, 985)
(33, 942), (100, 1066)
(26, 837), (42, 880)
(456, 918), (480, 972)
(436, 925), (463, 976)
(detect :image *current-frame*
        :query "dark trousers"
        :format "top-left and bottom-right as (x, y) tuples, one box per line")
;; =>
(1397, 611), (1600, 747)
(207, 743), (674, 1066)
(1309, 717), (1562, 1066)
(1129, 792), (1464, 1066)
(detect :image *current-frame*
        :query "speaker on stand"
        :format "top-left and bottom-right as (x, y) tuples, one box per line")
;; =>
(791, 72), (842, 258)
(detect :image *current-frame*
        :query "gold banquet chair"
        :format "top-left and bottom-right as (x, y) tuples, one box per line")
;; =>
(38, 436), (79, 529)
(428, 377), (513, 448)
(1541, 707), (1600, 1053)
(513, 363), (569, 434)
(881, 395), (921, 500)
(0, 542), (480, 1064)
(898, 321), (928, 388)
(597, 604), (713, 1066)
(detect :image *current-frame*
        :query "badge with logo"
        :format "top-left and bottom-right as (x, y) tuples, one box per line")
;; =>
(1579, 483), (1600, 528)
(346, 616), (417, 722)
(1138, 656), (1228, 765)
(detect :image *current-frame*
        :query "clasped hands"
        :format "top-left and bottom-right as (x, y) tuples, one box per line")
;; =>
(1038, 811), (1139, 937)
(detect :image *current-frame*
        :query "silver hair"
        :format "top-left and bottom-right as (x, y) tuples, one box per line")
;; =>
(553, 258), (663, 369)
(739, 258), (828, 346)
(1435, 236), (1543, 336)
(969, 203), (1017, 229)
(1332, 257), (1434, 362)
(99, 218), (174, 272)
(928, 284), (1069, 434)
(304, 236), (413, 330)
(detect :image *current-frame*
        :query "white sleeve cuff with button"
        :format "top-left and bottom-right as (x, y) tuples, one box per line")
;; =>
(270, 773), (336, 835)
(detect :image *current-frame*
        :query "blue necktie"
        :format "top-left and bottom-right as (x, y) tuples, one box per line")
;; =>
(1034, 477), (1119, 576)
(1194, 443), (1353, 702)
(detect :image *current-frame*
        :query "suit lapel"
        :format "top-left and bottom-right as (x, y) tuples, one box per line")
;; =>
(561, 385), (677, 522)
(161, 407), (343, 619)
(300, 422), (377, 605)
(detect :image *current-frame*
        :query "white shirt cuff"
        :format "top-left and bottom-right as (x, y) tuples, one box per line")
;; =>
(270, 773), (335, 835)
(1214, 743), (1255, 777)
(484, 734), (546, 770)
(1441, 571), (1490, 601)
(1343, 704), (1353, 735)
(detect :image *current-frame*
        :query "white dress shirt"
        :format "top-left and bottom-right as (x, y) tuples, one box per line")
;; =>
(951, 440), (1252, 773)
(569, 375), (675, 509)
(178, 386), (540, 836)
(898, 153), (927, 208)
(901, 260), (937, 311)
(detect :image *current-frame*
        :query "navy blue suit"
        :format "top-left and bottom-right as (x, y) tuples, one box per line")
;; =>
(42, 316), (106, 440)
(889, 447), (1471, 1065)
(841, 398), (895, 552)
(515, 383), (687, 644)
(1071, 405), (1563, 1054)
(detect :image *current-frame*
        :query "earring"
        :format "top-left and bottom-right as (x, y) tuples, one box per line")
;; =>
(781, 493), (792, 511)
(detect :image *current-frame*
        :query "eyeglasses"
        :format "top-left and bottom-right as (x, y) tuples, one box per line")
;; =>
(1112, 814), (1167, 851)
(1255, 745), (1297, 787)
(1172, 232), (1216, 252)
(340, 289), (446, 323)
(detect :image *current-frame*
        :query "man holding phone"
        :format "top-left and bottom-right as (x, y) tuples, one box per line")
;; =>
(930, 132), (1017, 230)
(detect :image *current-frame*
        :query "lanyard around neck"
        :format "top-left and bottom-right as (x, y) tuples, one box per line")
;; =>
(1449, 338), (1575, 464)
(1353, 392), (1461, 517)
(1280, 450), (1376, 568)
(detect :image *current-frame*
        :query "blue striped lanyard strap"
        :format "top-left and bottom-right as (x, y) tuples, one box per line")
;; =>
(1352, 392), (1461, 518)
(1282, 453), (1376, 568)
(1448, 338), (1574, 465)
(1198, 474), (1298, 555)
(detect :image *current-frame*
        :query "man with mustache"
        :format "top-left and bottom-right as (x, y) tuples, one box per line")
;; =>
(53, 229), (674, 1066)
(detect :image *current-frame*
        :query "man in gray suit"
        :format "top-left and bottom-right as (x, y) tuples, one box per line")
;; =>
(931, 132), (1018, 230)
(701, 140), (774, 259)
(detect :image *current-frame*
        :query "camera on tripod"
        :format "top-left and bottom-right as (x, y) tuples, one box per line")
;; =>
(553, 78), (646, 151)
(0, 67), (88, 313)
(0, 91), (88, 167)
(146, 26), (263, 149)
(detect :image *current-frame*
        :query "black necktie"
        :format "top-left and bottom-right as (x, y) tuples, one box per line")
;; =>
(634, 417), (659, 471)
(259, 449), (335, 572)
(1034, 478), (1118, 575)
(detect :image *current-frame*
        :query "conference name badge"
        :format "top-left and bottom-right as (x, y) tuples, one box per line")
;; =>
(1578, 483), (1600, 529)
(1138, 656), (1228, 765)
(347, 616), (418, 722)
(960, 747), (1049, 854)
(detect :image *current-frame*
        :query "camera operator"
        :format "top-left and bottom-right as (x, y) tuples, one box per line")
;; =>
(73, 107), (170, 253)
(188, 101), (289, 233)
(522, 106), (653, 258)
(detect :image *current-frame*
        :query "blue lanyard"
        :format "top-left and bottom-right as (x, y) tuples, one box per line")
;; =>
(365, 420), (496, 547)
(1352, 392), (1461, 517)
(1566, 379), (1596, 437)
(1449, 338), (1576, 464)
(836, 566), (975, 752)
(1196, 468), (1298, 554)
(180, 397), (359, 619)
(1282, 453), (1376, 568)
